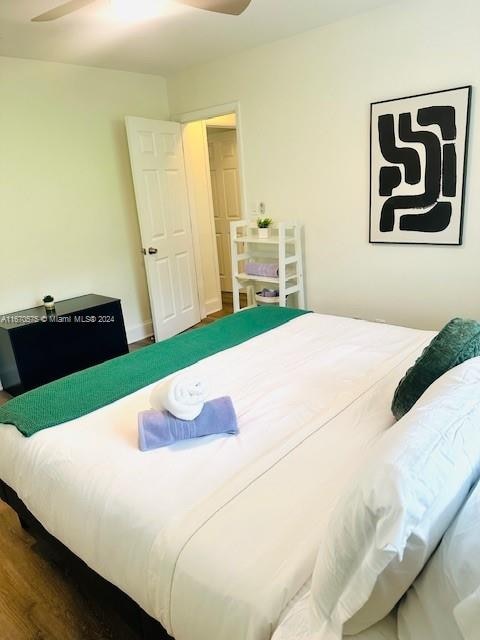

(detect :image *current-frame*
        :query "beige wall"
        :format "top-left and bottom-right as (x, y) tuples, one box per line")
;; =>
(0, 56), (169, 341)
(168, 0), (480, 330)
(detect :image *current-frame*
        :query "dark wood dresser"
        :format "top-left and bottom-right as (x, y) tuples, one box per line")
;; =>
(0, 294), (129, 396)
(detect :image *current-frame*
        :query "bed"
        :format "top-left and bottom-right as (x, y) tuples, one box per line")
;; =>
(0, 308), (435, 640)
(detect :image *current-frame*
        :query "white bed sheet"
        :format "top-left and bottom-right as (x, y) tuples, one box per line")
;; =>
(0, 313), (433, 640)
(276, 584), (399, 640)
(351, 614), (398, 640)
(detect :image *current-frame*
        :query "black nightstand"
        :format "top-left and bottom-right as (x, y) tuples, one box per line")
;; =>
(0, 294), (129, 396)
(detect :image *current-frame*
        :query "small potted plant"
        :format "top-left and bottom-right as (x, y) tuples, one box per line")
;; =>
(43, 295), (56, 316)
(257, 217), (273, 239)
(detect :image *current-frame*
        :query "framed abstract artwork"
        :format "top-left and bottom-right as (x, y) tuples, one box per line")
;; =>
(369, 86), (472, 245)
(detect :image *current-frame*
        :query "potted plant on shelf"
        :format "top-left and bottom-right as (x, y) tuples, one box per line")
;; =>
(43, 295), (56, 321)
(257, 217), (273, 239)
(43, 295), (55, 312)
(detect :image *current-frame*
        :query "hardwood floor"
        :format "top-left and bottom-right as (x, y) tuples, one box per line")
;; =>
(0, 500), (139, 640)
(128, 336), (155, 353)
(192, 291), (236, 327)
(0, 292), (237, 639)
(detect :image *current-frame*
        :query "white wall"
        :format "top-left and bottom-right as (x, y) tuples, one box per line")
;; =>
(168, 0), (480, 330)
(0, 56), (169, 341)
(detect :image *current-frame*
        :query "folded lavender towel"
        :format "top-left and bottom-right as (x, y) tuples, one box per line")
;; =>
(138, 396), (238, 451)
(258, 288), (279, 298)
(245, 262), (279, 277)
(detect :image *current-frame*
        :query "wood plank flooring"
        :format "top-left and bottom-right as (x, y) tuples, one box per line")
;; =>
(0, 501), (138, 640)
(0, 293), (236, 639)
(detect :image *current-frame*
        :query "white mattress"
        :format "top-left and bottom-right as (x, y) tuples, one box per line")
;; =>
(0, 313), (433, 640)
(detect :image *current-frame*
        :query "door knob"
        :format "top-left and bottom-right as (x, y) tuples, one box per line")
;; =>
(148, 247), (158, 255)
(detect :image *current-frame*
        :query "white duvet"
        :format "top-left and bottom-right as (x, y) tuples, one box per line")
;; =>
(0, 314), (434, 640)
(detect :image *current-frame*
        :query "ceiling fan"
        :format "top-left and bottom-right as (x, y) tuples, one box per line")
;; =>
(31, 0), (252, 21)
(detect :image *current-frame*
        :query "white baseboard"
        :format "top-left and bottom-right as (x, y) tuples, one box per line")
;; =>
(127, 320), (154, 344)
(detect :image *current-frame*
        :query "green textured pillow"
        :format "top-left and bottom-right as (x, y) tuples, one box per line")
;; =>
(392, 318), (480, 420)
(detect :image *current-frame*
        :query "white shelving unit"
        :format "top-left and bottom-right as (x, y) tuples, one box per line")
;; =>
(230, 220), (305, 313)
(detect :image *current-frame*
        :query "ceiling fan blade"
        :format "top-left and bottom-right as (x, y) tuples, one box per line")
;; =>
(176, 0), (252, 16)
(31, 0), (97, 22)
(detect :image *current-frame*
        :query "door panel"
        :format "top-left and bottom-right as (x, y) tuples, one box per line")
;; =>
(126, 116), (200, 341)
(156, 257), (176, 321)
(224, 169), (240, 217)
(216, 232), (226, 279)
(176, 251), (195, 311)
(207, 128), (242, 292)
(210, 175), (220, 218)
(144, 171), (167, 238)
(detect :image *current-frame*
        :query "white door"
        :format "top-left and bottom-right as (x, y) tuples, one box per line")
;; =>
(125, 116), (200, 341)
(207, 129), (242, 292)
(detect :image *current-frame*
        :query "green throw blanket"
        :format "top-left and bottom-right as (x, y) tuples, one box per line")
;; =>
(0, 306), (309, 437)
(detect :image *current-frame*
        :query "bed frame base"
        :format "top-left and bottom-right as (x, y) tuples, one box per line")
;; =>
(0, 480), (172, 640)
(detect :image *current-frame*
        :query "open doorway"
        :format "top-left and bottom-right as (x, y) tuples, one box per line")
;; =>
(204, 114), (243, 317)
(181, 106), (248, 322)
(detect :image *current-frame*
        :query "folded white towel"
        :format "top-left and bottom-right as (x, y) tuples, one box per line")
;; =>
(150, 374), (208, 421)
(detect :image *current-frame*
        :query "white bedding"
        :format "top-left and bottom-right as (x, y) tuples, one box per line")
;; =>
(273, 580), (400, 640)
(351, 614), (399, 640)
(277, 584), (399, 640)
(0, 313), (434, 640)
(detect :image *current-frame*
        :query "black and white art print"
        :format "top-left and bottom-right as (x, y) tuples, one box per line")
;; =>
(370, 86), (471, 245)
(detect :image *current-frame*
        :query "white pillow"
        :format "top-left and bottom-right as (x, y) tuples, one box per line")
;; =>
(398, 478), (480, 640)
(308, 356), (480, 639)
(455, 587), (480, 640)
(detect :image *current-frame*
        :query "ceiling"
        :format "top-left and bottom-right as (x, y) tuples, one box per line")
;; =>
(0, 0), (395, 76)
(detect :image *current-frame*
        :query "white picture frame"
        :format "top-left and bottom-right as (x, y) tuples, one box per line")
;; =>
(369, 86), (472, 245)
